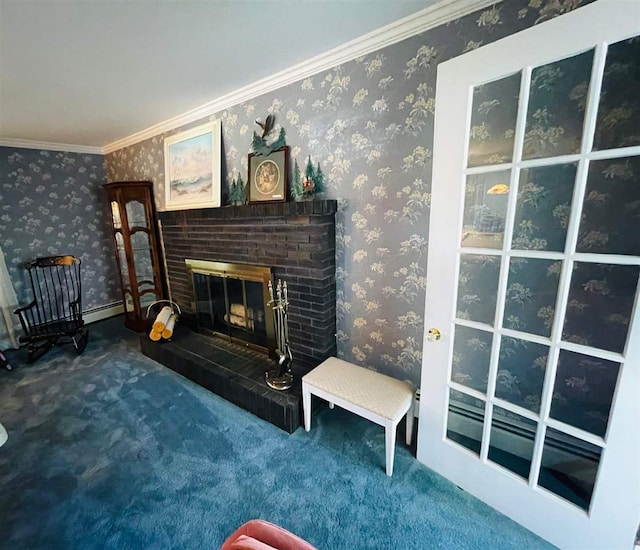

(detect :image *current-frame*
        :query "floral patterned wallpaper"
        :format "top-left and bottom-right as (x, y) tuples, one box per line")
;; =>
(106, 0), (595, 386)
(0, 147), (120, 311)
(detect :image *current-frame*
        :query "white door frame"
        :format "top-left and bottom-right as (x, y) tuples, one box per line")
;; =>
(417, 2), (640, 548)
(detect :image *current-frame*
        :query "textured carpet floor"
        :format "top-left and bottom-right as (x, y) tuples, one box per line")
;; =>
(0, 318), (553, 549)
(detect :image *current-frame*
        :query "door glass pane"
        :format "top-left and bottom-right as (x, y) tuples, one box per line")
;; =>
(115, 231), (129, 287)
(139, 284), (159, 310)
(111, 201), (122, 229)
(538, 427), (601, 511)
(124, 291), (134, 314)
(511, 163), (577, 252)
(245, 280), (268, 347)
(488, 406), (536, 480)
(594, 35), (640, 150)
(576, 155), (640, 256)
(126, 200), (148, 228)
(563, 262), (639, 353)
(457, 255), (501, 325)
(446, 389), (485, 455)
(550, 350), (620, 437)
(523, 50), (594, 159)
(462, 171), (511, 249)
(140, 292), (157, 309)
(131, 231), (154, 282)
(451, 325), (492, 393)
(139, 282), (156, 294)
(496, 337), (549, 413)
(193, 273), (213, 330)
(210, 276), (228, 335)
(227, 277), (251, 343)
(467, 73), (521, 167)
(503, 258), (562, 338)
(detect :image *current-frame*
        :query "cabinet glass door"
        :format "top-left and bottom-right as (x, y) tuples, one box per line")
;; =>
(104, 181), (163, 332)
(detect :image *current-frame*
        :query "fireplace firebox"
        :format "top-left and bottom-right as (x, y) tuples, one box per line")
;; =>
(185, 259), (275, 356)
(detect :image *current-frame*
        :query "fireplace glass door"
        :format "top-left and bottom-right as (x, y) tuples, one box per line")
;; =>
(186, 259), (274, 354)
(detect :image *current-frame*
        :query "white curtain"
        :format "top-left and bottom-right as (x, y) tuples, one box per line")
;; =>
(0, 245), (19, 349)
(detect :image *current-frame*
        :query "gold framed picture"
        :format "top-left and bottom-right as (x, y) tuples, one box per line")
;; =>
(163, 120), (221, 210)
(248, 146), (288, 203)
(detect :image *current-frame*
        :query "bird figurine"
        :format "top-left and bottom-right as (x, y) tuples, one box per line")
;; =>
(255, 114), (275, 139)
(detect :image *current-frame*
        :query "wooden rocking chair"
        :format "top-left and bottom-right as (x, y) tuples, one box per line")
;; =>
(14, 255), (88, 362)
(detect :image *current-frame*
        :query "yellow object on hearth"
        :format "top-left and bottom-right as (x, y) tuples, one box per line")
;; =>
(162, 314), (177, 339)
(152, 306), (173, 332)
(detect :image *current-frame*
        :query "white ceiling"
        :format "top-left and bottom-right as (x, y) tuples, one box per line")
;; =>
(0, 0), (432, 149)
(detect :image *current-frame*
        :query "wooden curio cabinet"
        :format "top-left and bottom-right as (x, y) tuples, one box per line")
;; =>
(103, 181), (165, 332)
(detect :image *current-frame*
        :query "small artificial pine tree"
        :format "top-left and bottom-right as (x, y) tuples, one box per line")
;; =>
(228, 176), (236, 205)
(290, 159), (303, 200)
(251, 132), (268, 156)
(229, 174), (246, 205)
(304, 156), (316, 194)
(314, 163), (326, 194)
(236, 173), (246, 204)
(270, 127), (287, 151)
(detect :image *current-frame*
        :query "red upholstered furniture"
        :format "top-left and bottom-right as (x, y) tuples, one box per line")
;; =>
(220, 519), (316, 550)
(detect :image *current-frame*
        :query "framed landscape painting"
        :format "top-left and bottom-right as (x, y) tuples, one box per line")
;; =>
(164, 120), (221, 210)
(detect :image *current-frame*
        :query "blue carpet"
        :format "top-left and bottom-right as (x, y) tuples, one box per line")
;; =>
(0, 318), (553, 549)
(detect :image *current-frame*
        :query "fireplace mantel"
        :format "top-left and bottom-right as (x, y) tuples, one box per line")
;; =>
(158, 199), (336, 224)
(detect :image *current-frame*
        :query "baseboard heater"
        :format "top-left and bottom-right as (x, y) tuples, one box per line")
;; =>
(83, 302), (124, 324)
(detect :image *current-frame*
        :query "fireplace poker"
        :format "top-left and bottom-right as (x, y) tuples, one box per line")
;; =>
(268, 279), (282, 355)
(268, 280), (275, 304)
(282, 281), (292, 363)
(276, 280), (284, 354)
(283, 281), (289, 329)
(265, 278), (293, 391)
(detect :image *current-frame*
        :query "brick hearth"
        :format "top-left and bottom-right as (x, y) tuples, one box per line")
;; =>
(141, 326), (302, 432)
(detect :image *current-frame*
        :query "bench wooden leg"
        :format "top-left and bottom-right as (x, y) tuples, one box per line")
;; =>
(385, 421), (397, 476)
(406, 400), (414, 446)
(303, 383), (312, 432)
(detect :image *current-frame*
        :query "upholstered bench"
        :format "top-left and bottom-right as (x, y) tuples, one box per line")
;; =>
(302, 357), (415, 476)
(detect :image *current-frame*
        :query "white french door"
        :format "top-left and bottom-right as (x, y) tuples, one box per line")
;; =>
(417, 2), (640, 548)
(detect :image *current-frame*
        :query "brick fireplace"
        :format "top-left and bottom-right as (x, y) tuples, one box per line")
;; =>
(140, 200), (337, 432)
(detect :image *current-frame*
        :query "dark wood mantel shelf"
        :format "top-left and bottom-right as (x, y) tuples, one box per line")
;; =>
(158, 199), (337, 224)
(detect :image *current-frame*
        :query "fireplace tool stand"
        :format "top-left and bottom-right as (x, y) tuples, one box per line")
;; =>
(265, 279), (293, 391)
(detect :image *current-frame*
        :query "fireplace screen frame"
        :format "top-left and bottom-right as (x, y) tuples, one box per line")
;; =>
(185, 259), (276, 356)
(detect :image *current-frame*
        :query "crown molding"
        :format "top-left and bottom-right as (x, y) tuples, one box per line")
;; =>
(102, 0), (498, 154)
(0, 138), (103, 155)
